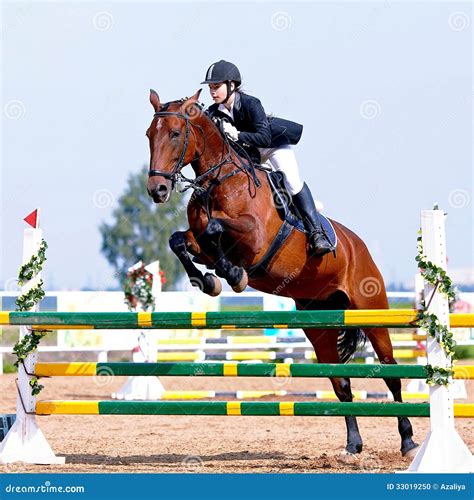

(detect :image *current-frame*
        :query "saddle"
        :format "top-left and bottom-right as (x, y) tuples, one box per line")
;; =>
(265, 170), (305, 231)
(245, 170), (337, 277)
(265, 170), (337, 241)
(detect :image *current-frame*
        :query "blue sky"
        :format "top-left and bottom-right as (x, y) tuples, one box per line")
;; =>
(1, 0), (472, 290)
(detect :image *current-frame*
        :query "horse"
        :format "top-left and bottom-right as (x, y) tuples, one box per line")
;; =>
(145, 89), (418, 459)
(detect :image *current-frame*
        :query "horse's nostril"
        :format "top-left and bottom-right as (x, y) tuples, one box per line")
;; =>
(157, 185), (168, 193)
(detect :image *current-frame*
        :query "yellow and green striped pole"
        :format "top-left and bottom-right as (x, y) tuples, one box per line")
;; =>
(0, 310), (472, 330)
(34, 400), (474, 418)
(33, 361), (474, 379)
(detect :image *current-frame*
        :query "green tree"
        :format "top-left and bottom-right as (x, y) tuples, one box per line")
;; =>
(100, 165), (188, 290)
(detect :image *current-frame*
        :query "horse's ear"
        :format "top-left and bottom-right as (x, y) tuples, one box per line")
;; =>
(191, 88), (202, 101)
(150, 89), (161, 112)
(180, 89), (203, 116)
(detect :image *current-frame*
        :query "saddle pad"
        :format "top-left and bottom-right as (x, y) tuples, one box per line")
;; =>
(318, 213), (338, 249)
(265, 170), (337, 249)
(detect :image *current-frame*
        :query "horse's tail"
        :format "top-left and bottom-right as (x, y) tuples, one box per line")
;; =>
(337, 328), (367, 364)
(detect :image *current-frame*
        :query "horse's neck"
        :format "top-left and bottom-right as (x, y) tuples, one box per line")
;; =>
(192, 123), (240, 179)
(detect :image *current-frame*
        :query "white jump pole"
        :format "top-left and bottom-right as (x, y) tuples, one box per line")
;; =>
(0, 210), (64, 464)
(408, 209), (472, 472)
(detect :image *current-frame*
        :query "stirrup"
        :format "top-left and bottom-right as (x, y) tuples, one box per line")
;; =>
(308, 229), (335, 256)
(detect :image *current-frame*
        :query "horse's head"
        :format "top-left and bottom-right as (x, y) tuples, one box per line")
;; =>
(146, 89), (203, 203)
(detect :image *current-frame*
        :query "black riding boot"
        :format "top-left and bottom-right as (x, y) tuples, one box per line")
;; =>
(292, 183), (335, 256)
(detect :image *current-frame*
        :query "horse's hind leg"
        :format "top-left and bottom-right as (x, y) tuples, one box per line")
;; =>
(365, 327), (419, 457)
(169, 229), (222, 296)
(304, 327), (363, 457)
(351, 280), (419, 456)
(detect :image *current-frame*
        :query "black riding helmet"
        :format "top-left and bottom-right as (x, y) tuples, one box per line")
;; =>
(201, 60), (241, 103)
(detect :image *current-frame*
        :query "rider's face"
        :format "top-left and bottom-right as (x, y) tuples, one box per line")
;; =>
(208, 82), (228, 104)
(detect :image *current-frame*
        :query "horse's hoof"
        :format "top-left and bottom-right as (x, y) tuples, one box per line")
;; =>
(402, 443), (419, 458)
(337, 450), (360, 464)
(231, 269), (248, 293)
(204, 273), (222, 297)
(206, 219), (223, 235)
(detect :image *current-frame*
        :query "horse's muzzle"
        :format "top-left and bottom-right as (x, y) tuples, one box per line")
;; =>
(148, 183), (171, 204)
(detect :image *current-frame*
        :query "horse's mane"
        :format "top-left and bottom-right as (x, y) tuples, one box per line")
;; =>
(159, 98), (226, 146)
(160, 99), (216, 127)
(159, 100), (184, 112)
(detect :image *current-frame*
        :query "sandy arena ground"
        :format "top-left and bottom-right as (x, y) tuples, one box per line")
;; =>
(1, 367), (472, 473)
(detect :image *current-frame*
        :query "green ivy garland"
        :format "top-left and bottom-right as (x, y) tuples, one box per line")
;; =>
(12, 239), (50, 395)
(425, 365), (453, 388)
(415, 230), (456, 386)
(18, 239), (48, 285)
(13, 330), (48, 395)
(15, 280), (45, 311)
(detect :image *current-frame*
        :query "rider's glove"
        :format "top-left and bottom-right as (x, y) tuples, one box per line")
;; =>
(223, 121), (239, 142)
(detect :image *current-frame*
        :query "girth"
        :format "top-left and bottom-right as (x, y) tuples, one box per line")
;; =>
(247, 220), (294, 278)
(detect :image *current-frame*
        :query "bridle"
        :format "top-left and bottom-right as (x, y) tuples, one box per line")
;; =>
(147, 107), (260, 198)
(148, 110), (205, 188)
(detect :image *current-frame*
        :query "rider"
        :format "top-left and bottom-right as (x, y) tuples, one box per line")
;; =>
(201, 59), (334, 256)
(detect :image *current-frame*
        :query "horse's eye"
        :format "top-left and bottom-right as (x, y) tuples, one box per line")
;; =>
(170, 130), (180, 139)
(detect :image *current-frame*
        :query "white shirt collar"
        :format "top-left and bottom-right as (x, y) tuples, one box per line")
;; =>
(218, 100), (234, 119)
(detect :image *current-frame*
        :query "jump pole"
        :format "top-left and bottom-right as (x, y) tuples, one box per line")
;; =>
(0, 209), (65, 464)
(408, 209), (472, 473)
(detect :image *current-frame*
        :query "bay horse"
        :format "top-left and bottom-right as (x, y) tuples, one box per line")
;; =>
(146, 89), (418, 459)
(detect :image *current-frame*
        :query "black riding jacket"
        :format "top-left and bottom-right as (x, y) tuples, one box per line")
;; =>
(206, 91), (303, 151)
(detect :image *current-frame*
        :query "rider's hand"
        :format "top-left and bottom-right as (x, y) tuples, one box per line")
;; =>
(223, 121), (239, 141)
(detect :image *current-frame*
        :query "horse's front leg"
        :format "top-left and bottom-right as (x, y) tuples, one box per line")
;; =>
(169, 229), (222, 296)
(206, 216), (257, 293)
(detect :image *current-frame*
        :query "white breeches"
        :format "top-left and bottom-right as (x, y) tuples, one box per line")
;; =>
(258, 145), (304, 196)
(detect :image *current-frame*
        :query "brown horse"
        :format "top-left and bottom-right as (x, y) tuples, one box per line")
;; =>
(146, 89), (418, 459)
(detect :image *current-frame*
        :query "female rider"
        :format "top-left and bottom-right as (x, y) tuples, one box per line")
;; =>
(201, 59), (333, 256)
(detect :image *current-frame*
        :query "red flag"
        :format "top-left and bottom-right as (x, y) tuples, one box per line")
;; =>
(24, 209), (39, 228)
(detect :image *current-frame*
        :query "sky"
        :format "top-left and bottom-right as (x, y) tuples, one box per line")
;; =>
(1, 0), (472, 290)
